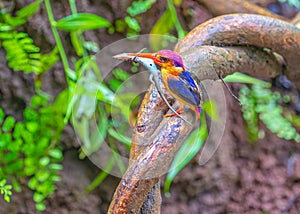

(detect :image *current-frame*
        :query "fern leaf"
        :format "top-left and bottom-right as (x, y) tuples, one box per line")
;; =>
(0, 30), (57, 74)
(240, 84), (300, 143)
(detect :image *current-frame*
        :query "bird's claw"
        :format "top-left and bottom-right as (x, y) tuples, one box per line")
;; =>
(164, 108), (183, 118)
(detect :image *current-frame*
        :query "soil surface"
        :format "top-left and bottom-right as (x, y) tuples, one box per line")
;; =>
(0, 0), (299, 213)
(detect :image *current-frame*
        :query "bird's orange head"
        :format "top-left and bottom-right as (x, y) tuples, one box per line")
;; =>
(126, 50), (185, 75)
(113, 49), (202, 119)
(154, 50), (184, 69)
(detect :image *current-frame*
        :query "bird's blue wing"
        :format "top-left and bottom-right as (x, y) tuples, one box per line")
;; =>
(179, 71), (201, 106)
(167, 71), (201, 107)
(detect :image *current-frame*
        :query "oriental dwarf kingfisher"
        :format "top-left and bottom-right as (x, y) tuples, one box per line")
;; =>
(115, 49), (202, 119)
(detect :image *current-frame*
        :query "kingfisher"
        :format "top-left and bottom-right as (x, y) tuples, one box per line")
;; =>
(114, 49), (202, 120)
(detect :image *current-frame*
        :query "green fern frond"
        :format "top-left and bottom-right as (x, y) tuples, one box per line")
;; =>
(1, 31), (41, 73)
(1, 14), (26, 28)
(0, 31), (58, 75)
(0, 0), (57, 75)
(239, 86), (259, 142)
(240, 84), (300, 143)
(0, 0), (42, 28)
(40, 47), (59, 72)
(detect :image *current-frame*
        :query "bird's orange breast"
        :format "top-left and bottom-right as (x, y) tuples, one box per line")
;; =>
(161, 66), (183, 76)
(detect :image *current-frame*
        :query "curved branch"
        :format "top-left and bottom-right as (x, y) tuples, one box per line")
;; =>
(108, 85), (195, 213)
(180, 46), (282, 81)
(108, 13), (300, 214)
(175, 14), (300, 87)
(196, 0), (289, 21)
(108, 47), (282, 213)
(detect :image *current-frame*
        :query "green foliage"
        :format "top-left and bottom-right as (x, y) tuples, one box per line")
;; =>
(44, 0), (135, 186)
(0, 0), (58, 74)
(226, 73), (300, 142)
(115, 17), (141, 37)
(239, 84), (300, 143)
(164, 100), (217, 195)
(108, 128), (132, 147)
(0, 179), (12, 202)
(124, 16), (141, 35)
(0, 94), (65, 211)
(1, 0), (187, 209)
(55, 13), (111, 31)
(164, 113), (208, 196)
(0, 0), (42, 28)
(0, 31), (58, 74)
(202, 100), (218, 121)
(117, 0), (185, 40)
(150, 7), (176, 50)
(0, 1), (64, 210)
(17, 0), (43, 19)
(127, 0), (157, 16)
(115, 0), (156, 36)
(224, 72), (271, 87)
(71, 66), (136, 159)
(149, 0), (186, 50)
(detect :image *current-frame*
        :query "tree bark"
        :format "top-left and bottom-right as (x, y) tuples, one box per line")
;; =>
(196, 0), (289, 21)
(108, 12), (300, 214)
(176, 14), (300, 88)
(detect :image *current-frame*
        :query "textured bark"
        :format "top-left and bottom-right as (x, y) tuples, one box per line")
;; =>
(292, 12), (300, 28)
(196, 0), (288, 21)
(140, 183), (161, 214)
(176, 14), (300, 88)
(108, 12), (300, 213)
(108, 83), (195, 213)
(180, 46), (282, 81)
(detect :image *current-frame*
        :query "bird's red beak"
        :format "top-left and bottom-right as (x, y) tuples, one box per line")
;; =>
(113, 52), (157, 63)
(114, 52), (161, 74)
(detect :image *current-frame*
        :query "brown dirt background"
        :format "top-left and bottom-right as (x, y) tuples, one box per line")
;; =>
(0, 0), (299, 213)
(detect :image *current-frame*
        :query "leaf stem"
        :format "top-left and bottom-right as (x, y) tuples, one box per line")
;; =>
(69, 0), (78, 14)
(167, 0), (185, 40)
(44, 0), (76, 81)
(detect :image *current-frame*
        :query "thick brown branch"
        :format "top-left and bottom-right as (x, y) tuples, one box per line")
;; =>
(292, 12), (300, 28)
(140, 182), (161, 214)
(108, 83), (195, 213)
(108, 47), (280, 213)
(108, 13), (300, 214)
(130, 85), (172, 160)
(108, 100), (194, 213)
(196, 0), (289, 21)
(180, 46), (282, 81)
(175, 14), (300, 88)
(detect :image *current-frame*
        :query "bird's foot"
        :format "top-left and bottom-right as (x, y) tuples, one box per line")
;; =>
(164, 108), (182, 118)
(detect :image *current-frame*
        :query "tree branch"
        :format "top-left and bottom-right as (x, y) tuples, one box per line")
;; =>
(196, 0), (289, 21)
(108, 13), (300, 214)
(180, 46), (282, 81)
(108, 85), (195, 213)
(176, 14), (300, 88)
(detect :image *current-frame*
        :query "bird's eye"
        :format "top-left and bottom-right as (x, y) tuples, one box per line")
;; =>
(160, 56), (169, 62)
